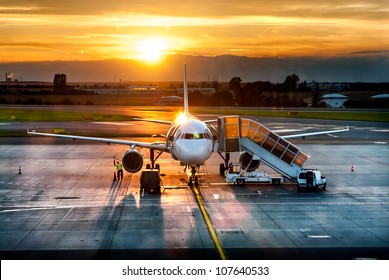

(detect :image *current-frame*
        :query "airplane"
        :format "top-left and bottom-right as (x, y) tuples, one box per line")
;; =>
(28, 64), (215, 186)
(28, 64), (349, 186)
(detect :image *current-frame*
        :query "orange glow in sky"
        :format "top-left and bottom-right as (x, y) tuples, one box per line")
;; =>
(134, 38), (171, 63)
(0, 1), (388, 62)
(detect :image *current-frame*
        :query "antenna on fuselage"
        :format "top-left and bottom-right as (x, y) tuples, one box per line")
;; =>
(183, 63), (189, 116)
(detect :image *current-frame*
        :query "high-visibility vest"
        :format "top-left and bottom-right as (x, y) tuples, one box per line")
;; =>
(116, 163), (123, 171)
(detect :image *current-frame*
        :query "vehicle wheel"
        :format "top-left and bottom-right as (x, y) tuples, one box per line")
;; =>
(272, 179), (280, 185)
(297, 184), (301, 192)
(219, 164), (225, 176)
(323, 183), (326, 190)
(146, 164), (151, 169)
(236, 178), (245, 186)
(155, 164), (160, 170)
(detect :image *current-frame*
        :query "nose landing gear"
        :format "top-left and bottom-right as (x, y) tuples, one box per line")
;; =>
(188, 166), (199, 187)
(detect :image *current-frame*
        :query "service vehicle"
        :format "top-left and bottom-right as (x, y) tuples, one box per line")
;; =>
(225, 163), (284, 186)
(140, 169), (161, 193)
(297, 169), (326, 191)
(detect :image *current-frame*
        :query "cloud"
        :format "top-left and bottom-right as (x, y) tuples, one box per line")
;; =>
(0, 1), (388, 61)
(0, 6), (43, 14)
(1, 1), (388, 20)
(348, 50), (389, 55)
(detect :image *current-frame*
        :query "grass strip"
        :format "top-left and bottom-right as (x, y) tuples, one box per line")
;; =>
(193, 108), (389, 122)
(0, 108), (135, 122)
(1, 107), (388, 122)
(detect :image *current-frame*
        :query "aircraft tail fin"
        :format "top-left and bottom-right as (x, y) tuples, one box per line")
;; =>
(183, 63), (189, 116)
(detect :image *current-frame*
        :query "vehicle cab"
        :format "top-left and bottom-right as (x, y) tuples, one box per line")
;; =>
(297, 169), (326, 191)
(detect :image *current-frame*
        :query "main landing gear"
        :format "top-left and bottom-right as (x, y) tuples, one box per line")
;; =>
(149, 149), (163, 170)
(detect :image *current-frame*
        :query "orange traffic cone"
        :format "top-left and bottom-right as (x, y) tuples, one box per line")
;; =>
(351, 164), (355, 172)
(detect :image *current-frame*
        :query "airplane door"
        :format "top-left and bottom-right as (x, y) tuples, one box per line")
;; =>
(166, 125), (179, 147)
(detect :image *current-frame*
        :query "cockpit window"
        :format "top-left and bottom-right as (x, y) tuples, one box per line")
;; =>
(184, 133), (200, 139)
(194, 133), (203, 139)
(182, 132), (212, 140)
(183, 133), (207, 139)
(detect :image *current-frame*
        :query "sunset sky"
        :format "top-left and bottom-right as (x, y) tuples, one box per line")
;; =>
(1, 0), (388, 63)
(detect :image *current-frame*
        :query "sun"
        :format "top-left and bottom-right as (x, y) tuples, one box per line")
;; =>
(136, 38), (168, 63)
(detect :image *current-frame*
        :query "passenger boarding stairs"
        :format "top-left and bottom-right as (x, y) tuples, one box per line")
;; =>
(217, 116), (308, 181)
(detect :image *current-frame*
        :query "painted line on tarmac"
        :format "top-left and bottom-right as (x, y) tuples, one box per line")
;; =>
(209, 182), (229, 186)
(306, 235), (332, 239)
(91, 122), (134, 126)
(192, 185), (228, 260)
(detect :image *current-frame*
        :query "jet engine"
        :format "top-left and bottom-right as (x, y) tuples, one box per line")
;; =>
(122, 150), (143, 173)
(239, 151), (260, 172)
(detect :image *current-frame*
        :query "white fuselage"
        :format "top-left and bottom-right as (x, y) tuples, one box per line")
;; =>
(172, 119), (213, 166)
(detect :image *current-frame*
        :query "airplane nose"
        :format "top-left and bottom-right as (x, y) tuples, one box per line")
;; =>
(176, 140), (212, 165)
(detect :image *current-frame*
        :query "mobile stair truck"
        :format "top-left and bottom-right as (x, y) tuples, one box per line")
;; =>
(217, 116), (328, 191)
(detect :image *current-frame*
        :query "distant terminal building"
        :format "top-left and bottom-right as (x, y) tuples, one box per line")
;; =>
(370, 93), (389, 100)
(84, 85), (160, 94)
(370, 94), (389, 108)
(127, 85), (160, 94)
(176, 88), (216, 95)
(5, 72), (14, 82)
(85, 89), (120, 94)
(322, 93), (348, 108)
(307, 82), (349, 93)
(156, 96), (183, 106)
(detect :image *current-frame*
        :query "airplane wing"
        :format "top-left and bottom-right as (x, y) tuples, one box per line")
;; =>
(282, 126), (349, 139)
(201, 118), (349, 139)
(204, 119), (218, 124)
(27, 130), (170, 152)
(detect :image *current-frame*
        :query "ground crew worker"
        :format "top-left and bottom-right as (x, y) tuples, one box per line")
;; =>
(116, 161), (123, 179)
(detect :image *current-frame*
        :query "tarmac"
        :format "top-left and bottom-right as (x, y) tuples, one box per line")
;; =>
(0, 115), (388, 260)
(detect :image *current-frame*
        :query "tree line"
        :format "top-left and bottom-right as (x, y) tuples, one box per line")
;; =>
(1, 73), (387, 108)
(224, 74), (312, 107)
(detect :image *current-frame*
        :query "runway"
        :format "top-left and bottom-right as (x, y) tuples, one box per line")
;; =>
(1, 107), (388, 144)
(0, 139), (388, 259)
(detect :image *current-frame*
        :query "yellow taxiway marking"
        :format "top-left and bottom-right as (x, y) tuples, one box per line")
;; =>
(192, 185), (227, 260)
